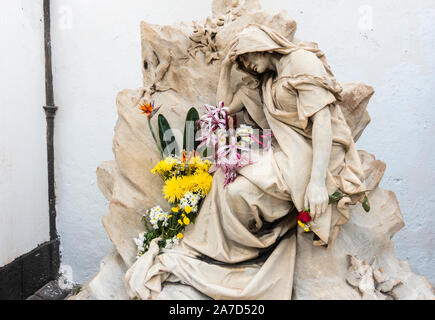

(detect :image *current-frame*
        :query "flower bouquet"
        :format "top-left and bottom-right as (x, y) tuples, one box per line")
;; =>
(134, 102), (213, 257)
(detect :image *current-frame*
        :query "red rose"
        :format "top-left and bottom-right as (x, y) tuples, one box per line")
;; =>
(298, 210), (312, 223)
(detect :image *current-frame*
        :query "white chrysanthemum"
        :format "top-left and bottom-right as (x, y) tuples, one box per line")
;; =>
(236, 124), (254, 145)
(147, 205), (170, 229)
(134, 232), (147, 257)
(164, 239), (173, 248)
(164, 235), (181, 249)
(134, 232), (145, 247)
(179, 192), (201, 212)
(237, 124), (253, 135)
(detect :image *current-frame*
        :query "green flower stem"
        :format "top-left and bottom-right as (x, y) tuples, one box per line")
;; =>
(328, 191), (371, 212)
(148, 117), (164, 159)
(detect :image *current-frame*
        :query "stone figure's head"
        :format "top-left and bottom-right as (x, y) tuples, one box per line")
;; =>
(231, 24), (340, 92)
(230, 24), (292, 77)
(236, 51), (279, 75)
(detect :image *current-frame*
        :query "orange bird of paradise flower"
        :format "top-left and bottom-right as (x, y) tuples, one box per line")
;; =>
(180, 150), (188, 163)
(139, 101), (155, 119)
(180, 150), (199, 163)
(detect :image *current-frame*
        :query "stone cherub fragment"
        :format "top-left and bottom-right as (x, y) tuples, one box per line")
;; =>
(346, 255), (402, 300)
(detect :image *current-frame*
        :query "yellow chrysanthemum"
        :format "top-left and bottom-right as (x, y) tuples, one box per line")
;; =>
(158, 156), (212, 203)
(151, 161), (168, 175)
(187, 156), (201, 165)
(150, 161), (166, 175)
(192, 171), (213, 196)
(205, 160), (212, 170)
(184, 206), (192, 214)
(171, 207), (179, 213)
(167, 156), (180, 164)
(178, 175), (196, 192)
(163, 176), (185, 203)
(151, 157), (180, 175)
(188, 156), (211, 173)
(177, 233), (183, 239)
(200, 161), (212, 172)
(183, 217), (190, 225)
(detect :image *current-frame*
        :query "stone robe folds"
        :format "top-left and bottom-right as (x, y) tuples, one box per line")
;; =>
(125, 24), (373, 300)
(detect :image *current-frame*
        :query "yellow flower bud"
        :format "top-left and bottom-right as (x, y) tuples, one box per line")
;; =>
(298, 220), (310, 232)
(185, 206), (192, 214)
(178, 219), (183, 225)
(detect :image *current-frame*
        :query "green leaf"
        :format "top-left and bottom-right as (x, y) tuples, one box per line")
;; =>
(329, 192), (344, 204)
(183, 107), (200, 153)
(158, 114), (179, 157)
(147, 118), (163, 159)
(362, 195), (370, 212)
(196, 144), (210, 158)
(72, 285), (82, 295)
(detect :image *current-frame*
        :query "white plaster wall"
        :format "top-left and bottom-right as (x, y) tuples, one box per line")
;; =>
(51, 0), (435, 284)
(0, 0), (50, 267)
(51, 0), (212, 284)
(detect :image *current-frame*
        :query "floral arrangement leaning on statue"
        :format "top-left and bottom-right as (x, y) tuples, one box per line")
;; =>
(125, 24), (371, 300)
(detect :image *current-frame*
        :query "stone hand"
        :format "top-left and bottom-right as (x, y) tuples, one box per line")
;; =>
(223, 38), (239, 66)
(304, 180), (329, 221)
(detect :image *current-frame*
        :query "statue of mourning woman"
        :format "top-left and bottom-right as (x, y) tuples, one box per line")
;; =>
(124, 23), (379, 300)
(73, 0), (433, 301)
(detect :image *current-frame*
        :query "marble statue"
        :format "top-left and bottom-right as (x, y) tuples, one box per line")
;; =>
(70, 0), (434, 300)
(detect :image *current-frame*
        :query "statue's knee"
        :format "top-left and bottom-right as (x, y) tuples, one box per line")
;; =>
(226, 176), (255, 200)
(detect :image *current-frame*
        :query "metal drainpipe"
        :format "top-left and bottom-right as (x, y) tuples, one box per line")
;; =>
(43, 0), (58, 241)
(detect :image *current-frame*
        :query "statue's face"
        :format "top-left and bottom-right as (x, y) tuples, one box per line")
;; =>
(238, 52), (271, 74)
